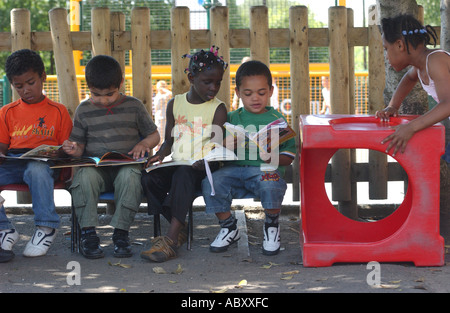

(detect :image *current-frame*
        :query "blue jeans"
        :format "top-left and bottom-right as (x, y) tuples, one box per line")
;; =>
(0, 156), (60, 230)
(202, 165), (287, 214)
(444, 143), (450, 163)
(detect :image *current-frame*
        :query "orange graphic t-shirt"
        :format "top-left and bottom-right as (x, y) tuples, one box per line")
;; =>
(0, 97), (72, 150)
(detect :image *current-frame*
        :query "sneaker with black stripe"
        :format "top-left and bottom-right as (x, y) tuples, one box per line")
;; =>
(210, 227), (240, 253)
(0, 229), (19, 251)
(23, 227), (56, 257)
(262, 222), (280, 256)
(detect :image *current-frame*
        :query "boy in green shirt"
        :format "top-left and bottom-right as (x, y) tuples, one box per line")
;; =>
(202, 60), (296, 255)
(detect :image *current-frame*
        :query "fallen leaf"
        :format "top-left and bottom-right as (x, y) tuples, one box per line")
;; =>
(169, 280), (177, 284)
(260, 262), (281, 269)
(153, 266), (167, 274)
(282, 270), (300, 275)
(173, 264), (183, 275)
(119, 288), (127, 292)
(108, 261), (132, 269)
(236, 279), (248, 288)
(281, 276), (293, 280)
(379, 284), (400, 289)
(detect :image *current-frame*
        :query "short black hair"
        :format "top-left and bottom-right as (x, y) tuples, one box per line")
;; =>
(381, 14), (437, 54)
(5, 49), (45, 82)
(235, 60), (272, 90)
(85, 55), (123, 89)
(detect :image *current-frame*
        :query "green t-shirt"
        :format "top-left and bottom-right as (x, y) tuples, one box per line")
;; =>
(226, 106), (296, 175)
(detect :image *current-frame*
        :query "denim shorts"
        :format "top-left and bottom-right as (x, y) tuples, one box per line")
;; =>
(201, 165), (287, 213)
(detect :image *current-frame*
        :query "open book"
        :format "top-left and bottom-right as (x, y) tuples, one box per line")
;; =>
(50, 151), (146, 168)
(145, 144), (237, 173)
(224, 117), (296, 152)
(1, 144), (146, 168)
(0, 145), (63, 161)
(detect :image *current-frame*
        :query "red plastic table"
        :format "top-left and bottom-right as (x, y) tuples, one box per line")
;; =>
(299, 115), (445, 267)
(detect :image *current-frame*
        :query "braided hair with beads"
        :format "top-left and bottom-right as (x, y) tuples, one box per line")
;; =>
(381, 14), (438, 54)
(182, 46), (228, 76)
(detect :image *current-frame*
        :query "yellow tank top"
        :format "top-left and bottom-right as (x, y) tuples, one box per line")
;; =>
(171, 92), (222, 161)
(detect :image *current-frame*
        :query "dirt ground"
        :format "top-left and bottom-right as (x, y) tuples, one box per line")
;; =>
(2, 205), (450, 297)
(0, 207), (304, 293)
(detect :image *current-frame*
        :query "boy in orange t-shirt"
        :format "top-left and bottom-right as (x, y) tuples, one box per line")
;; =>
(0, 49), (72, 263)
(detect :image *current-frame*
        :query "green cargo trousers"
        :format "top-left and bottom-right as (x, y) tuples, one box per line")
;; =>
(69, 165), (143, 230)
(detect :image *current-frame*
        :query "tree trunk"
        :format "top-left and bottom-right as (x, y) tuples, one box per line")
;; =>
(376, 0), (429, 114)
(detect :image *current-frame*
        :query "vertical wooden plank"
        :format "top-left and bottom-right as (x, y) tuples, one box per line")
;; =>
(171, 7), (190, 96)
(10, 9), (31, 204)
(347, 8), (358, 216)
(328, 6), (349, 114)
(289, 5), (309, 202)
(111, 12), (126, 94)
(367, 5), (385, 114)
(10, 8), (31, 102)
(347, 8), (355, 114)
(91, 7), (111, 56)
(131, 7), (152, 113)
(48, 8), (79, 116)
(249, 6), (269, 65)
(368, 5), (388, 199)
(210, 6), (231, 110)
(329, 7), (355, 219)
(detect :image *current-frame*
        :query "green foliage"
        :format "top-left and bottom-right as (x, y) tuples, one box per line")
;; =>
(0, 0), (68, 77)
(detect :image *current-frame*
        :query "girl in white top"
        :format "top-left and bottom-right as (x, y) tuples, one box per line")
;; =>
(376, 14), (450, 158)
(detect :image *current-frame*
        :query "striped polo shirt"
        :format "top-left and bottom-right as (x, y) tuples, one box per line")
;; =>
(69, 94), (157, 157)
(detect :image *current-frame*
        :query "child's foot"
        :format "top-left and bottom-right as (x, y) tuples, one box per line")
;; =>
(141, 236), (177, 262)
(23, 227), (56, 257)
(80, 228), (104, 259)
(210, 227), (240, 253)
(262, 222), (280, 255)
(112, 228), (132, 258)
(0, 248), (14, 263)
(0, 228), (19, 251)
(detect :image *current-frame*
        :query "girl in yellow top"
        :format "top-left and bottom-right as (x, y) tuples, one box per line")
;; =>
(141, 46), (228, 262)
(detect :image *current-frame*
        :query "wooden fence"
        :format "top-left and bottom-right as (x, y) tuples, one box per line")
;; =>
(0, 5), (440, 212)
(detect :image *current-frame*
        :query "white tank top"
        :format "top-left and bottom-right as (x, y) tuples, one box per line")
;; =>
(418, 49), (450, 103)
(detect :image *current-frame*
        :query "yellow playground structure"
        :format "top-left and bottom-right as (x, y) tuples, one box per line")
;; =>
(44, 63), (369, 125)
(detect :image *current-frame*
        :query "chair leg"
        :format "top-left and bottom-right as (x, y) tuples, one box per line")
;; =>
(153, 214), (161, 238)
(187, 204), (193, 250)
(70, 200), (77, 253)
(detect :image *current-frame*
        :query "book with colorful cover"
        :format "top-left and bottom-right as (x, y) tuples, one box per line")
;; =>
(50, 151), (146, 168)
(145, 143), (237, 173)
(0, 145), (63, 162)
(0, 144), (146, 168)
(223, 117), (296, 152)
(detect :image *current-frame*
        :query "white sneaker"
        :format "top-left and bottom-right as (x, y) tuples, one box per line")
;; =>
(0, 229), (19, 251)
(210, 227), (240, 253)
(23, 228), (56, 257)
(262, 223), (280, 255)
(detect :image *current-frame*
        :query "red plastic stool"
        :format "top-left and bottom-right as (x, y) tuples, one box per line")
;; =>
(299, 115), (445, 267)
